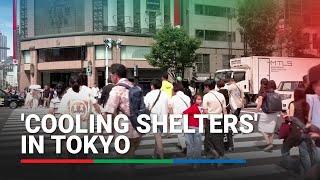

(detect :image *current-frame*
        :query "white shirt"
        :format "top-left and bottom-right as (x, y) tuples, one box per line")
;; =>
(228, 83), (244, 110)
(91, 87), (99, 98)
(67, 85), (96, 104)
(307, 94), (320, 129)
(189, 86), (196, 96)
(58, 86), (94, 137)
(203, 90), (226, 114)
(170, 91), (191, 114)
(144, 89), (169, 122)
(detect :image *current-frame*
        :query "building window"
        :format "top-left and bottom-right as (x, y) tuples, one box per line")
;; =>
(34, 0), (85, 36)
(95, 46), (112, 60)
(133, 0), (141, 33)
(233, 71), (246, 83)
(149, 11), (157, 34)
(146, 0), (160, 11)
(195, 4), (235, 18)
(195, 54), (210, 73)
(38, 47), (86, 62)
(117, 0), (125, 32)
(93, 0), (104, 32)
(313, 33), (318, 49)
(222, 55), (235, 69)
(195, 30), (204, 40)
(164, 0), (171, 25)
(195, 30), (236, 42)
(121, 46), (151, 60)
(23, 51), (31, 64)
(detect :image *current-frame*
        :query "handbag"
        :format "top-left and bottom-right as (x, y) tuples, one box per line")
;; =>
(278, 122), (291, 139)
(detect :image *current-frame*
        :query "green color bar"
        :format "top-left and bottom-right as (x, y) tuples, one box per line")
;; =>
(94, 159), (173, 164)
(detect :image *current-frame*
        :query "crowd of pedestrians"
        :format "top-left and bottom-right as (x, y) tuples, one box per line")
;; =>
(22, 62), (320, 178)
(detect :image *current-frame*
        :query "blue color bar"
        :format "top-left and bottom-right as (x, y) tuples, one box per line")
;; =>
(173, 159), (247, 164)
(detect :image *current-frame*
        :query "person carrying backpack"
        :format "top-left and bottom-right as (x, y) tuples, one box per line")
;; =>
(217, 80), (233, 152)
(103, 64), (144, 157)
(256, 80), (282, 152)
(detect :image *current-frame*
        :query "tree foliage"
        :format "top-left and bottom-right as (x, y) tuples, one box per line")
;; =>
(284, 24), (311, 57)
(145, 25), (201, 79)
(237, 0), (279, 56)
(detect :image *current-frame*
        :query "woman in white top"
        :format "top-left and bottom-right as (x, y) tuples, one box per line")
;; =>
(58, 75), (95, 158)
(48, 82), (66, 117)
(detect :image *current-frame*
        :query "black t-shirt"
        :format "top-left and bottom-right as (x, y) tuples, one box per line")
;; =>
(43, 89), (50, 98)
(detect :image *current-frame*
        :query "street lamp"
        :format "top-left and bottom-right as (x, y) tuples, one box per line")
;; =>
(104, 38), (122, 85)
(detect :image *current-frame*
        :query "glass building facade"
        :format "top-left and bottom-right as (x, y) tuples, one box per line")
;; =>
(21, 0), (173, 39)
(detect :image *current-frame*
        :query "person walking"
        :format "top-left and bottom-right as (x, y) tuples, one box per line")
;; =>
(25, 88), (32, 109)
(281, 88), (313, 174)
(228, 78), (245, 119)
(144, 79), (169, 159)
(31, 89), (40, 110)
(58, 75), (95, 159)
(183, 94), (203, 160)
(43, 85), (50, 108)
(307, 65), (320, 162)
(49, 82), (65, 117)
(203, 79), (227, 159)
(217, 80), (234, 151)
(161, 72), (173, 98)
(256, 80), (279, 152)
(103, 64), (141, 157)
(170, 82), (191, 153)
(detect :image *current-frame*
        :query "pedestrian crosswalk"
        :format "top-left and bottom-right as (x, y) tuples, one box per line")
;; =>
(0, 108), (300, 179)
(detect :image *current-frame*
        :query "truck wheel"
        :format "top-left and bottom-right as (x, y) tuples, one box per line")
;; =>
(9, 101), (18, 109)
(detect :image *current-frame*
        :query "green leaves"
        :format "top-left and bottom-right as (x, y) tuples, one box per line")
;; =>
(145, 25), (201, 79)
(237, 0), (279, 56)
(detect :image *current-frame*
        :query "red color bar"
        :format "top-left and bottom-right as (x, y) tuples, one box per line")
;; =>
(20, 159), (94, 164)
(13, 0), (17, 61)
(174, 0), (181, 26)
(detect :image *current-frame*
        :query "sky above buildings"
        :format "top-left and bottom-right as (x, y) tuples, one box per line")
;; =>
(0, 0), (13, 56)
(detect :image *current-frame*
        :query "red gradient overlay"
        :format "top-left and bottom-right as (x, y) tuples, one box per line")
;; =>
(20, 159), (94, 164)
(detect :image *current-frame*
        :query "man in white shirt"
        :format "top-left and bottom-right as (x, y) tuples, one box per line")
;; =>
(170, 82), (191, 152)
(227, 78), (245, 151)
(144, 79), (169, 159)
(228, 78), (245, 118)
(203, 79), (227, 158)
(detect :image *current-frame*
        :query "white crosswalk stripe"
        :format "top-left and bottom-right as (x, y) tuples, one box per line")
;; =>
(0, 108), (299, 179)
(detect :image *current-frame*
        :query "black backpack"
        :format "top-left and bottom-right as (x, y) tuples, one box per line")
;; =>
(118, 83), (151, 133)
(262, 91), (282, 113)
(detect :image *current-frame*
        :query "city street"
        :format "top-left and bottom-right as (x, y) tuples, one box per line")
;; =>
(0, 107), (301, 180)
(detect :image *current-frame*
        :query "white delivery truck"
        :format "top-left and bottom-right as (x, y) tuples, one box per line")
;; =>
(214, 56), (320, 110)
